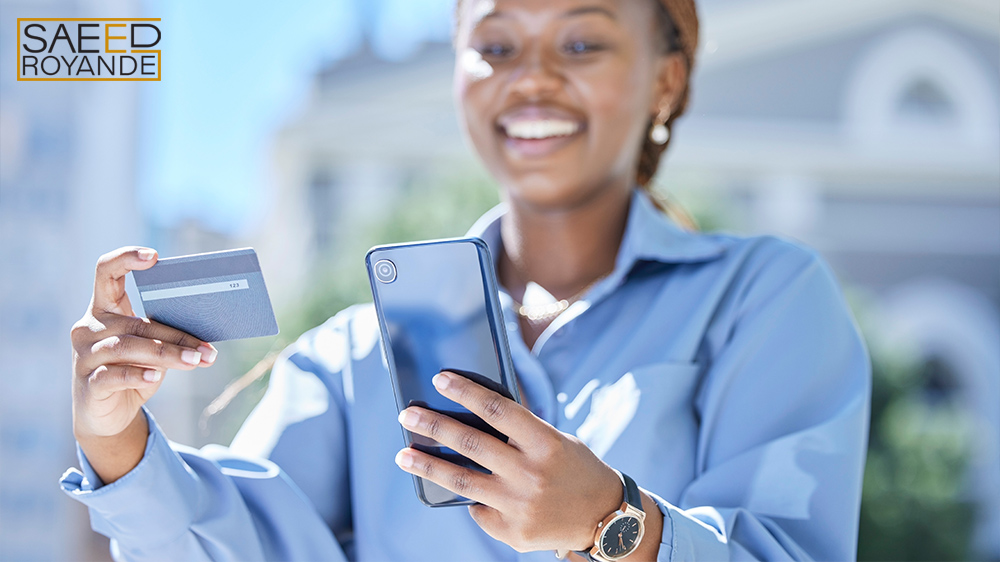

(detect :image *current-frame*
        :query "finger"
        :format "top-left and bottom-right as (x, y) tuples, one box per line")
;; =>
(87, 364), (163, 400)
(468, 503), (508, 543)
(398, 406), (514, 473)
(394, 448), (500, 507)
(110, 315), (218, 365)
(432, 371), (542, 443)
(92, 247), (158, 315)
(86, 334), (204, 373)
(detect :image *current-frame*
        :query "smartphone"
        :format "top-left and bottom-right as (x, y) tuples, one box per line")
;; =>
(366, 237), (521, 507)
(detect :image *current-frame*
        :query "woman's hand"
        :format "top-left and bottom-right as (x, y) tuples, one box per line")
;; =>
(71, 247), (217, 483)
(394, 371), (652, 555)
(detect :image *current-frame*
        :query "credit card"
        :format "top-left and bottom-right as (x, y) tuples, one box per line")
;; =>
(131, 248), (279, 342)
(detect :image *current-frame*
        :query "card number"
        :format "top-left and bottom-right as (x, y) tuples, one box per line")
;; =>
(140, 279), (250, 301)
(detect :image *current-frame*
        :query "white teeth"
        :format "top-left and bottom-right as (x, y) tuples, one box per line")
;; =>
(505, 119), (581, 139)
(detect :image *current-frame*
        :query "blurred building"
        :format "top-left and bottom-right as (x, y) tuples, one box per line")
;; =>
(0, 1), (243, 559)
(0, 0), (143, 560)
(259, 0), (1000, 557)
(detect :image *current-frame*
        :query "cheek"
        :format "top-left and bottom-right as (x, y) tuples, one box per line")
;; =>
(455, 71), (503, 153)
(579, 65), (651, 157)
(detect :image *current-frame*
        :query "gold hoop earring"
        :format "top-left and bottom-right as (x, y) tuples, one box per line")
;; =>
(649, 106), (671, 145)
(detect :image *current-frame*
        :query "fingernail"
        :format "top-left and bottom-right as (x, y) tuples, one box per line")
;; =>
(181, 350), (202, 365)
(398, 409), (419, 428)
(197, 345), (217, 364)
(395, 449), (414, 469)
(432, 372), (451, 390)
(143, 369), (161, 382)
(137, 249), (156, 261)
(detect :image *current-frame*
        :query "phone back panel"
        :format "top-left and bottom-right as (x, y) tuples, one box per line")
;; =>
(366, 237), (519, 506)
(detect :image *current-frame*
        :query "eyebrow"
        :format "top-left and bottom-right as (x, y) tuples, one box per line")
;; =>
(560, 6), (618, 20)
(479, 4), (618, 24)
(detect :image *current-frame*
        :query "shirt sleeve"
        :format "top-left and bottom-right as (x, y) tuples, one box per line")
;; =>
(649, 239), (872, 561)
(59, 310), (358, 562)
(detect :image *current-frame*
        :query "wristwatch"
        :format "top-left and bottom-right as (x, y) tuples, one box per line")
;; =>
(556, 469), (646, 561)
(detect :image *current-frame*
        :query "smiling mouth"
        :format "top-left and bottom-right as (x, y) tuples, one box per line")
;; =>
(498, 118), (585, 157)
(502, 119), (582, 139)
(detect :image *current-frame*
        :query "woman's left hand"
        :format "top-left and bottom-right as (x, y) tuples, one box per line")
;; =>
(394, 370), (624, 553)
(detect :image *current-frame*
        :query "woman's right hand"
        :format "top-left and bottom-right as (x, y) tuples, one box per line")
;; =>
(71, 247), (217, 483)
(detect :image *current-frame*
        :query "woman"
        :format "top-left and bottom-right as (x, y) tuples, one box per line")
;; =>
(63, 0), (871, 560)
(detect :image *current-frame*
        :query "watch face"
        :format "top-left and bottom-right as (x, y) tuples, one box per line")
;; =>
(600, 515), (641, 558)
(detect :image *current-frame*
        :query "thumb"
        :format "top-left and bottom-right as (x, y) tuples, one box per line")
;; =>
(92, 246), (158, 316)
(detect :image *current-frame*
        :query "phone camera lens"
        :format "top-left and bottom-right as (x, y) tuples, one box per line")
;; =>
(374, 259), (396, 283)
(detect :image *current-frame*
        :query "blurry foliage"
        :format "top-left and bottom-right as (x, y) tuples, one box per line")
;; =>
(858, 353), (977, 561)
(218, 170), (979, 561)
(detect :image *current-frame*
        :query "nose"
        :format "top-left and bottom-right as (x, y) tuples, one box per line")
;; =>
(507, 43), (563, 100)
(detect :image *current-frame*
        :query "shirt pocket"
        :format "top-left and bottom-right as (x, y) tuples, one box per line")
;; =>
(574, 361), (703, 501)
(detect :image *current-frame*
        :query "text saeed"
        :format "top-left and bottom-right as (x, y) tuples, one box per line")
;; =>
(17, 19), (161, 81)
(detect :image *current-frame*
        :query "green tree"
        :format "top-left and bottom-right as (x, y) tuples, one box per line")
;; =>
(857, 354), (976, 561)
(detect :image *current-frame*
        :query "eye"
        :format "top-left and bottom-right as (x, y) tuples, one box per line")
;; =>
(478, 43), (513, 58)
(564, 40), (602, 55)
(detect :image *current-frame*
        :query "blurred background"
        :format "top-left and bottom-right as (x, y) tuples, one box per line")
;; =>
(1, 0), (998, 560)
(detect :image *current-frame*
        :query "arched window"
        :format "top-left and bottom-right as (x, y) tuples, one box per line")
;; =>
(843, 26), (999, 152)
(896, 77), (955, 124)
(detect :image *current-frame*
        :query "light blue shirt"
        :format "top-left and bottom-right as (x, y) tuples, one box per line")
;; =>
(61, 189), (871, 561)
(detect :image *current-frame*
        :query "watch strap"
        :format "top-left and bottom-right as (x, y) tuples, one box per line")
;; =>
(620, 471), (641, 512)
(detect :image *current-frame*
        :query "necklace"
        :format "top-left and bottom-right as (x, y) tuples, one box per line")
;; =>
(510, 275), (608, 324)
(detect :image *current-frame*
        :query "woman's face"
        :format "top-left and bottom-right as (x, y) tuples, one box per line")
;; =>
(453, 0), (678, 211)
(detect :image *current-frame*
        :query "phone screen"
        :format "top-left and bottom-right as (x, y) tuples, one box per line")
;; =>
(368, 238), (519, 505)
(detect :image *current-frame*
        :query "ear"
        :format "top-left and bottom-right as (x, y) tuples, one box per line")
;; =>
(649, 52), (687, 116)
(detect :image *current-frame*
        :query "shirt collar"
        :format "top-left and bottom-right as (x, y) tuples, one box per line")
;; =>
(465, 188), (726, 273)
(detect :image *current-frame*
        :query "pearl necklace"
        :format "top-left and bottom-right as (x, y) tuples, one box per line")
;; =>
(511, 276), (607, 324)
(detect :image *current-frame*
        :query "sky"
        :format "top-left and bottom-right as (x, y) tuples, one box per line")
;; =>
(137, 0), (455, 236)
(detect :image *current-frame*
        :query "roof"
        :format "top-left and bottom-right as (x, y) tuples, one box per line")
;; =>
(699, 0), (999, 68)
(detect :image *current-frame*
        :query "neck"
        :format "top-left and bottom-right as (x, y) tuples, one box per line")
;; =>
(498, 185), (632, 302)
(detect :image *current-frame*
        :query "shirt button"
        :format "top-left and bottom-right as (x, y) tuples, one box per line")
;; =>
(556, 392), (568, 403)
(506, 321), (518, 332)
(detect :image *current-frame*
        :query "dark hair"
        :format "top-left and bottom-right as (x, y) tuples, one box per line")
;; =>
(637, 1), (682, 188)
(637, 1), (698, 230)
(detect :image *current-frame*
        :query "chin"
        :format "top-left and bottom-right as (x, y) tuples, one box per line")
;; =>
(482, 131), (630, 213)
(500, 171), (608, 213)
